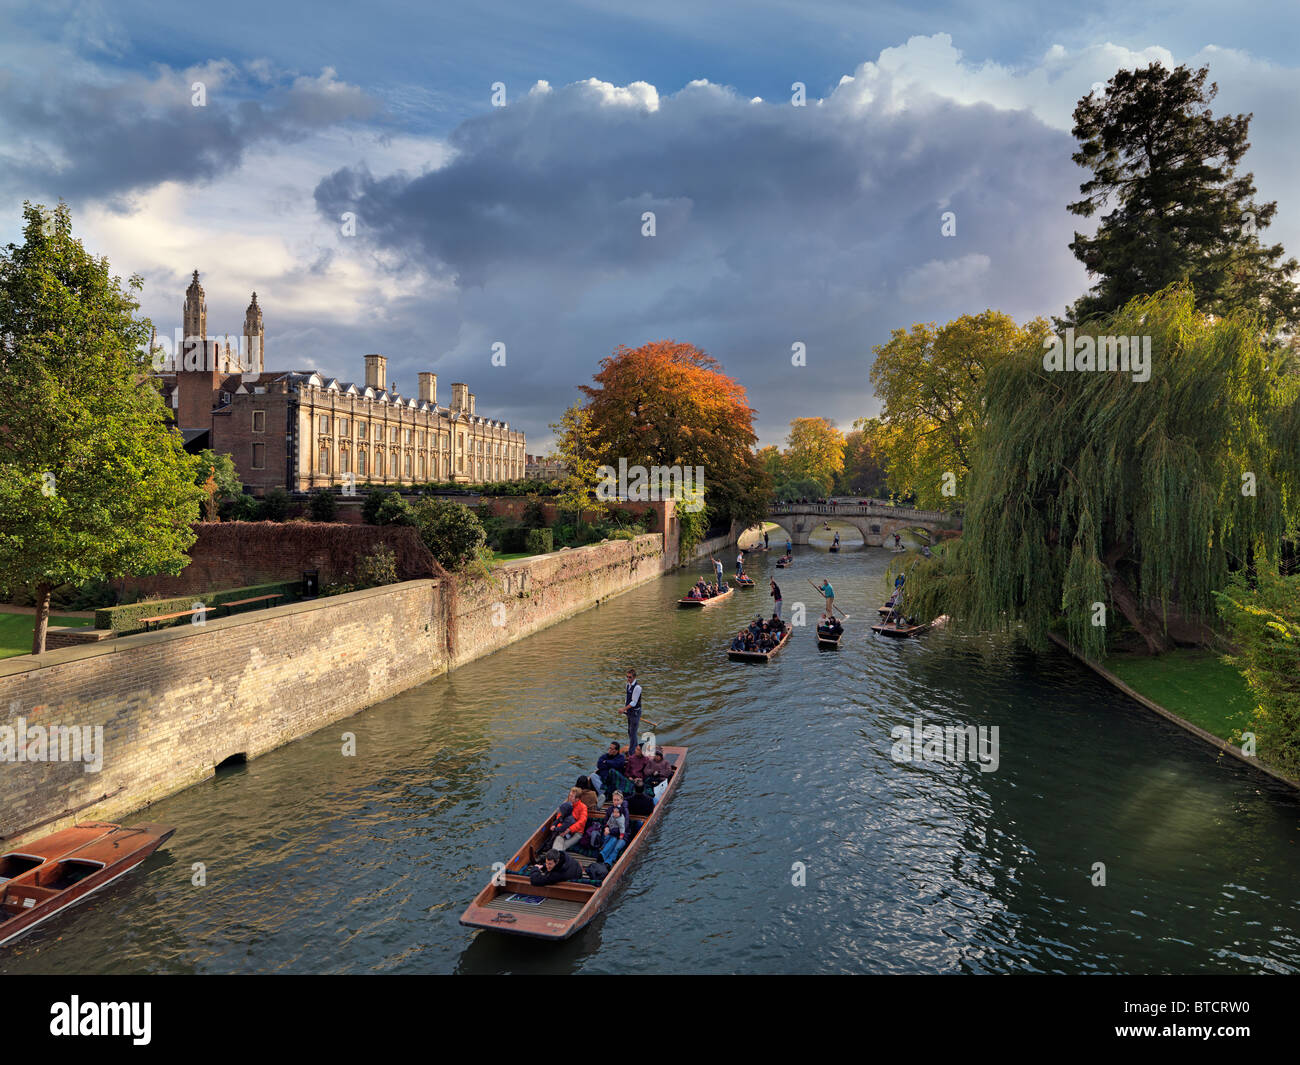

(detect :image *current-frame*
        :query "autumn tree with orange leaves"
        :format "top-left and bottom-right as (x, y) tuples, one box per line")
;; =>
(578, 340), (771, 529)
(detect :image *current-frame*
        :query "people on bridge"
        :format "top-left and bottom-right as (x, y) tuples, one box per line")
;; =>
(619, 669), (643, 756)
(530, 848), (583, 886)
(770, 578), (782, 620)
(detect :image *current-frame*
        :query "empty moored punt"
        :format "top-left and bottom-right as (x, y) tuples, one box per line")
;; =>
(871, 617), (930, 638)
(460, 746), (688, 940)
(678, 585), (734, 608)
(816, 625), (843, 648)
(727, 626), (792, 662)
(0, 821), (175, 946)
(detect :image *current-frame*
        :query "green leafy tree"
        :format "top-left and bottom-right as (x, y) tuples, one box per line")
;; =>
(783, 417), (844, 495)
(903, 287), (1298, 658)
(550, 403), (608, 529)
(836, 417), (889, 496)
(1068, 63), (1300, 329)
(261, 486), (291, 522)
(0, 202), (204, 653)
(1215, 568), (1300, 777)
(196, 449), (242, 500)
(308, 487), (338, 522)
(409, 497), (486, 570)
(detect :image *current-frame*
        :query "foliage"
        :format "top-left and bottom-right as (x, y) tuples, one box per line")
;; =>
(756, 445), (785, 482)
(870, 310), (1050, 509)
(1067, 63), (1300, 330)
(93, 581), (298, 634)
(773, 478), (827, 501)
(520, 494), (549, 529)
(371, 492), (412, 526)
(222, 493), (262, 522)
(549, 403), (608, 526)
(308, 487), (338, 522)
(836, 418), (890, 496)
(362, 488), (390, 524)
(577, 339), (771, 529)
(0, 202), (204, 653)
(1214, 569), (1300, 777)
(196, 449), (242, 500)
(677, 505), (709, 558)
(783, 417), (844, 495)
(901, 287), (1299, 658)
(409, 496), (487, 570)
(355, 544), (398, 588)
(261, 486), (291, 522)
(525, 528), (553, 554)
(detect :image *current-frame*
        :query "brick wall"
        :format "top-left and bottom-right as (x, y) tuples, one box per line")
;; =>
(116, 522), (442, 600)
(0, 581), (446, 843)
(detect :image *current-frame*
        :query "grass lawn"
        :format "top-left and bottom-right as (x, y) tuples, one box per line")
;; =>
(492, 551), (536, 563)
(0, 612), (94, 660)
(1102, 647), (1256, 742)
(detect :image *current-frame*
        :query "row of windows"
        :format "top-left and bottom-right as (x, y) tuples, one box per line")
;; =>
(249, 442), (520, 479)
(313, 413), (521, 453)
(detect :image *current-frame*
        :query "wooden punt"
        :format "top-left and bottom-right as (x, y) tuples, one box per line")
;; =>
(816, 625), (843, 648)
(733, 575), (756, 587)
(460, 746), (688, 940)
(828, 545), (840, 553)
(677, 585), (734, 608)
(775, 557), (792, 568)
(727, 626), (792, 662)
(871, 618), (930, 638)
(0, 821), (175, 946)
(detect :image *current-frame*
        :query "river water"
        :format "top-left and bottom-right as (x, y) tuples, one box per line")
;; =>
(4, 537), (1299, 975)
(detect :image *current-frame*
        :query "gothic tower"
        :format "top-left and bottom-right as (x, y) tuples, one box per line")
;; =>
(243, 292), (264, 374)
(183, 269), (207, 343)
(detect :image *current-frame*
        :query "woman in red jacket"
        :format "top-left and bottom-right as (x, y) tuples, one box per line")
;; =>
(551, 787), (588, 851)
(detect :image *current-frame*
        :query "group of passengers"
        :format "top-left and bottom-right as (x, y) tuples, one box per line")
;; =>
(817, 612), (844, 636)
(730, 614), (787, 653)
(529, 741), (676, 887)
(685, 578), (726, 600)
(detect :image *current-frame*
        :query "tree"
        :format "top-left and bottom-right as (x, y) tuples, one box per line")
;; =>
(783, 418), (843, 495)
(902, 287), (1299, 658)
(308, 487), (338, 522)
(196, 449), (242, 501)
(1215, 568), (1300, 776)
(578, 340), (771, 529)
(870, 310), (1049, 509)
(1067, 63), (1300, 329)
(756, 445), (785, 483)
(549, 403), (608, 528)
(0, 202), (204, 654)
(409, 497), (486, 570)
(836, 417), (889, 496)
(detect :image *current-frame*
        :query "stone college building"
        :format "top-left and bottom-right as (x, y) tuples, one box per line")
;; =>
(154, 271), (527, 494)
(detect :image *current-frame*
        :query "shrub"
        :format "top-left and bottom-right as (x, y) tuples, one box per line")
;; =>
(525, 528), (553, 554)
(521, 494), (549, 529)
(223, 493), (261, 522)
(308, 487), (338, 522)
(356, 544), (398, 588)
(262, 487), (291, 521)
(362, 488), (390, 524)
(374, 493), (412, 526)
(409, 497), (487, 570)
(93, 581), (298, 634)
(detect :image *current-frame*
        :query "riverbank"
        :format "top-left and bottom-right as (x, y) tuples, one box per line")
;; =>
(1046, 633), (1298, 790)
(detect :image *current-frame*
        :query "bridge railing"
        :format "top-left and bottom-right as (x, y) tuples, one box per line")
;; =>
(768, 502), (957, 523)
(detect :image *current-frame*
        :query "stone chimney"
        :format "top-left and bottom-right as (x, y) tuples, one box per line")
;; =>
(364, 353), (387, 391)
(451, 382), (469, 411)
(418, 372), (438, 405)
(468, 392), (476, 416)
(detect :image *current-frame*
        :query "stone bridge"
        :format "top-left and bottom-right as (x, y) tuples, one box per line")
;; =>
(756, 501), (961, 547)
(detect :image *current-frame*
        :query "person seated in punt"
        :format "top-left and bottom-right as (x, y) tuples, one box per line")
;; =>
(595, 742), (625, 798)
(530, 848), (583, 887)
(600, 801), (627, 864)
(625, 743), (650, 782)
(643, 751), (675, 785)
(769, 614), (786, 631)
(818, 614), (843, 635)
(731, 631), (748, 651)
(573, 776), (601, 813)
(548, 796), (587, 852)
(627, 779), (654, 816)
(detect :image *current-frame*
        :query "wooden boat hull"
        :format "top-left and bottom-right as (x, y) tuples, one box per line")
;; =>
(733, 577), (755, 588)
(460, 747), (688, 940)
(0, 821), (175, 947)
(775, 560), (791, 568)
(828, 546), (840, 553)
(727, 627), (792, 661)
(816, 629), (843, 648)
(872, 621), (929, 638)
(678, 586), (734, 608)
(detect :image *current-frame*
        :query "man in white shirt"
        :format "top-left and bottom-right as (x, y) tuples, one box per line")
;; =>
(619, 669), (643, 754)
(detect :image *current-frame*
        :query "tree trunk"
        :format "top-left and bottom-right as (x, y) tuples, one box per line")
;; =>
(32, 582), (53, 656)
(1109, 571), (1173, 655)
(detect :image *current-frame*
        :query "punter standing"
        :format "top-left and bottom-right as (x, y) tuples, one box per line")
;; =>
(736, 548), (745, 577)
(819, 578), (835, 616)
(770, 578), (783, 620)
(620, 669), (643, 754)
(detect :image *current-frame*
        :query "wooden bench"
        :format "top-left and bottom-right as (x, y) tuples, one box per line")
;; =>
(140, 608), (206, 631)
(222, 594), (283, 616)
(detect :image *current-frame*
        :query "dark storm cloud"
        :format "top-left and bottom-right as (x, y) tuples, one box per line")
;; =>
(0, 63), (377, 203)
(314, 77), (1086, 442)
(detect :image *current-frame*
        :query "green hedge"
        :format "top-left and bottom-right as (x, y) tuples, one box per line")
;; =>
(95, 581), (300, 635)
(525, 528), (553, 554)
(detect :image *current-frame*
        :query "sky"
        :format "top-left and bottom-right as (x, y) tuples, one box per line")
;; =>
(1, 0), (1297, 450)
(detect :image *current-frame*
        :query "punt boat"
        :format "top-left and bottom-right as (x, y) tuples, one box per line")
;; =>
(677, 585), (734, 608)
(775, 556), (793, 568)
(828, 545), (840, 553)
(871, 617), (930, 638)
(0, 821), (175, 946)
(732, 575), (756, 588)
(816, 624), (843, 648)
(727, 626), (792, 662)
(460, 746), (688, 940)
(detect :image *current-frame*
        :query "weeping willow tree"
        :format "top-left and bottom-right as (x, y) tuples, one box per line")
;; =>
(903, 286), (1299, 658)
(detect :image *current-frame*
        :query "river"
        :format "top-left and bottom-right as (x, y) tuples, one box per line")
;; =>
(4, 537), (1298, 974)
